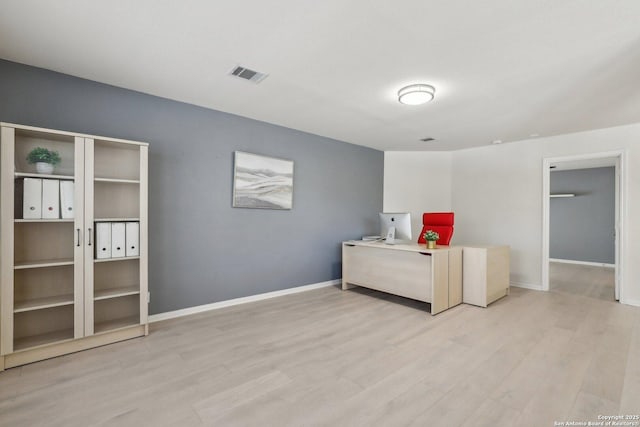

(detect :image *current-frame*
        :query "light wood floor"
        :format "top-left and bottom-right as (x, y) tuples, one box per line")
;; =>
(550, 262), (615, 302)
(1, 284), (639, 426)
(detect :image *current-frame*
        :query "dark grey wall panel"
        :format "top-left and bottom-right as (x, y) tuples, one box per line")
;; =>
(0, 59), (383, 314)
(550, 167), (615, 264)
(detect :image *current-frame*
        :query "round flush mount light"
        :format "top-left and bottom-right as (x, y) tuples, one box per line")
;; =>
(398, 84), (435, 105)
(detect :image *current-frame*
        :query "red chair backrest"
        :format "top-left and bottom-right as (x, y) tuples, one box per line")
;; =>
(417, 212), (454, 245)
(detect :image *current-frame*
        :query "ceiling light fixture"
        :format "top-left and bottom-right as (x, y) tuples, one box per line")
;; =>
(398, 84), (435, 105)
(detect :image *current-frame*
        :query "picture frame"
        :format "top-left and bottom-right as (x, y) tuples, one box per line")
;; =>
(232, 151), (294, 210)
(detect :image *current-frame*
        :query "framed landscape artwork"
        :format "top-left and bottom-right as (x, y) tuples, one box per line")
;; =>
(232, 151), (294, 210)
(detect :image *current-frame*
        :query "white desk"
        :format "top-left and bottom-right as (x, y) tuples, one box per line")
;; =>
(341, 241), (462, 315)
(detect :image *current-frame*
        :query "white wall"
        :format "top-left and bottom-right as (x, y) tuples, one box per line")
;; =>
(384, 122), (640, 306)
(451, 123), (640, 305)
(383, 151), (452, 240)
(451, 140), (542, 288)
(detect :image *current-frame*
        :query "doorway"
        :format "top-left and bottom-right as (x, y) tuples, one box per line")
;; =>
(541, 151), (625, 302)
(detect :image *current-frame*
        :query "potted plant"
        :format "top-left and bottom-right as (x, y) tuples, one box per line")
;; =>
(26, 147), (61, 174)
(423, 230), (439, 249)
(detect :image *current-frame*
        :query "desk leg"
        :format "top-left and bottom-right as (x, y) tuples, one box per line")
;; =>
(430, 252), (450, 315)
(448, 247), (463, 307)
(342, 280), (357, 290)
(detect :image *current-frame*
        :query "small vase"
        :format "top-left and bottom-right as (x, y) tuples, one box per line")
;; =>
(427, 240), (436, 249)
(36, 162), (54, 174)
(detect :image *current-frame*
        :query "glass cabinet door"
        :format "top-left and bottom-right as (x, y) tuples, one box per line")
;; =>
(1, 126), (85, 354)
(84, 138), (145, 336)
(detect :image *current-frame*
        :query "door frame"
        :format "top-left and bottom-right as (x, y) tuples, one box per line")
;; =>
(541, 150), (626, 301)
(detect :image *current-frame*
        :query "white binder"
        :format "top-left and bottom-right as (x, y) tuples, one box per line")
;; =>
(60, 180), (74, 219)
(42, 179), (60, 219)
(22, 178), (42, 219)
(125, 222), (140, 257)
(111, 222), (126, 258)
(96, 222), (112, 259)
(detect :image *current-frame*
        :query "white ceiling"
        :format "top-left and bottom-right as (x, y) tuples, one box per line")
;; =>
(1, 1), (640, 151)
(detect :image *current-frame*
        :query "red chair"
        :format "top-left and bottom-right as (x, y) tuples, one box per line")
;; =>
(417, 212), (454, 246)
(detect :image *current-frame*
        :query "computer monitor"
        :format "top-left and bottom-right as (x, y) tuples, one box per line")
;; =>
(379, 212), (412, 244)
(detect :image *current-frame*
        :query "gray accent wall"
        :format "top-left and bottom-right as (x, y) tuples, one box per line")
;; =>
(0, 59), (384, 314)
(550, 167), (615, 264)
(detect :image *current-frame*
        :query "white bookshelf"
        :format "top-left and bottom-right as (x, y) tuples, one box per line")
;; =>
(0, 123), (149, 370)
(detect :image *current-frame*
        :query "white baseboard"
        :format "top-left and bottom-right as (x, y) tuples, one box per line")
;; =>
(549, 258), (615, 268)
(621, 298), (640, 308)
(510, 281), (542, 291)
(149, 279), (341, 323)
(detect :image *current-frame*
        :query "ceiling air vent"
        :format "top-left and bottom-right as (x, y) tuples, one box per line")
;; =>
(420, 137), (435, 142)
(229, 65), (268, 83)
